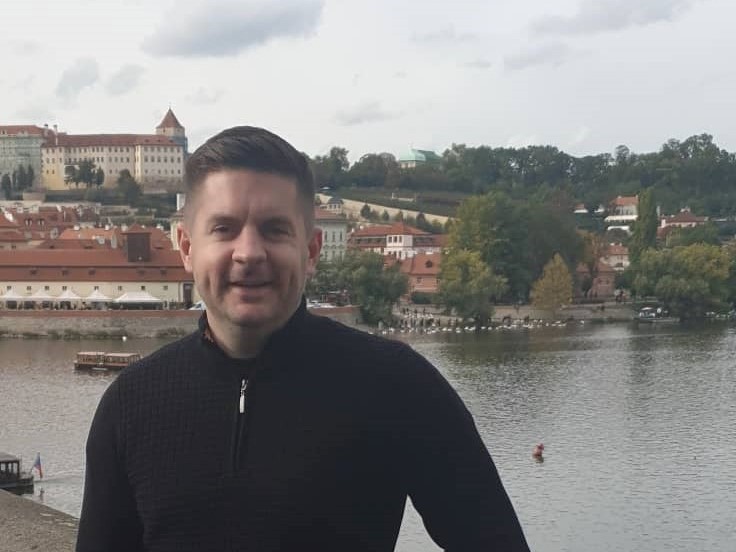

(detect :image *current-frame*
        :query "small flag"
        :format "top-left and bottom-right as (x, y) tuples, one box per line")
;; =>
(32, 452), (43, 479)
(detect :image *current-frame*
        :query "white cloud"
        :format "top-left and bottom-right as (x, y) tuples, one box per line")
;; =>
(335, 101), (399, 126)
(504, 42), (573, 71)
(142, 0), (324, 57)
(532, 0), (694, 35)
(185, 88), (224, 105)
(56, 58), (100, 103)
(105, 65), (145, 96)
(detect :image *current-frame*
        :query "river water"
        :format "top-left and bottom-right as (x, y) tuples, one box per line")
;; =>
(1, 322), (734, 551)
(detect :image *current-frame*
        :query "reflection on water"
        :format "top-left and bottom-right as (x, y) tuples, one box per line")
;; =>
(1, 324), (735, 552)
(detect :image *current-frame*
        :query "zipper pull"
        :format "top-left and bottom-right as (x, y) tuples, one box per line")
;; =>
(239, 378), (247, 414)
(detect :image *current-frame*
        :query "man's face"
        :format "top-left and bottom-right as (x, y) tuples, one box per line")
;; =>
(178, 169), (321, 340)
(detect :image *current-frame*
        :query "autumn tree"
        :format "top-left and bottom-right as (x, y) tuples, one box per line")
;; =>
(531, 254), (573, 317)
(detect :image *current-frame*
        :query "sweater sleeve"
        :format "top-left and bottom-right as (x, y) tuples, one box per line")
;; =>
(76, 379), (144, 552)
(398, 347), (531, 552)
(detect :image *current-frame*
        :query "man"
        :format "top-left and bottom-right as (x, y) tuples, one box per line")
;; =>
(76, 126), (530, 551)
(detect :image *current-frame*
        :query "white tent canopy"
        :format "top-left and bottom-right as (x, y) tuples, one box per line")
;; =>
(114, 291), (163, 304)
(1, 288), (24, 300)
(28, 289), (56, 302)
(85, 289), (111, 302)
(57, 289), (82, 301)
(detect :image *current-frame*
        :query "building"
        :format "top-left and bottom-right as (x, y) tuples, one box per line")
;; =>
(575, 260), (616, 299)
(0, 203), (98, 249)
(348, 222), (445, 260)
(660, 208), (707, 230)
(604, 195), (639, 233)
(40, 108), (187, 191)
(601, 243), (629, 272)
(397, 149), (441, 170)
(315, 208), (348, 262)
(323, 196), (344, 215)
(0, 229), (196, 309)
(0, 125), (47, 187)
(397, 252), (441, 295)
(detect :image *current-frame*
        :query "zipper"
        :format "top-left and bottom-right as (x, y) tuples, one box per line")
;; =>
(232, 377), (248, 472)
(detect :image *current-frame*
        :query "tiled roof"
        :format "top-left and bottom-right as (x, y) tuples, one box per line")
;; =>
(610, 195), (638, 207)
(42, 134), (180, 148)
(36, 238), (110, 250)
(351, 222), (428, 237)
(663, 210), (706, 224)
(156, 108), (184, 129)
(605, 244), (628, 256)
(58, 227), (121, 241)
(399, 253), (442, 276)
(0, 125), (46, 136)
(0, 248), (183, 267)
(314, 208), (347, 222)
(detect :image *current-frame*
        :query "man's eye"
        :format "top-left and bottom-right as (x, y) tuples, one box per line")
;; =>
(212, 225), (231, 234)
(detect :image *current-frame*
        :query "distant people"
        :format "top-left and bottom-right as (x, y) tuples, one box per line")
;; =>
(76, 126), (530, 551)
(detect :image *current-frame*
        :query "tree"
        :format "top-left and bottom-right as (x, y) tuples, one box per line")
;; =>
(631, 244), (730, 318)
(580, 231), (607, 297)
(1, 174), (11, 199)
(27, 166), (35, 189)
(76, 160), (97, 188)
(95, 167), (105, 188)
(117, 169), (142, 205)
(438, 249), (508, 327)
(380, 210), (390, 222)
(64, 165), (78, 187)
(665, 223), (719, 247)
(531, 254), (573, 317)
(360, 203), (371, 219)
(628, 189), (658, 265)
(336, 251), (408, 324)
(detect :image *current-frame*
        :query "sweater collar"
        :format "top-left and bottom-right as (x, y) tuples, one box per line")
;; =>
(197, 297), (309, 364)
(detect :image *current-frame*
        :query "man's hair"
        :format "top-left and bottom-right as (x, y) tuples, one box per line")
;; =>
(184, 126), (315, 228)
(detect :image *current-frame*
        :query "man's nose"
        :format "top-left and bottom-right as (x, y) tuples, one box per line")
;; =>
(232, 227), (266, 263)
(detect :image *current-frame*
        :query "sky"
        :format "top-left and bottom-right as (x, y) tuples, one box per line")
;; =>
(1, 0), (734, 162)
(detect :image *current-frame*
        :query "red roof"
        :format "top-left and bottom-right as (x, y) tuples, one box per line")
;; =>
(398, 253), (442, 276)
(605, 244), (628, 256)
(662, 210), (706, 224)
(0, 125), (46, 136)
(156, 108), (184, 130)
(314, 207), (347, 222)
(42, 134), (180, 148)
(610, 195), (638, 207)
(351, 222), (428, 238)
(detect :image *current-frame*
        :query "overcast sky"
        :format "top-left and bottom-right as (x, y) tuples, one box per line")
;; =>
(1, 0), (733, 161)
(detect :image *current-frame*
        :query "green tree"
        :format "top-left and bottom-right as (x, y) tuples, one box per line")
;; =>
(76, 160), (97, 188)
(438, 249), (508, 327)
(17, 165), (27, 191)
(27, 165), (35, 189)
(360, 203), (371, 219)
(95, 167), (105, 188)
(342, 251), (407, 324)
(631, 244), (731, 318)
(117, 169), (142, 205)
(1, 174), (11, 198)
(64, 165), (78, 187)
(629, 189), (658, 264)
(531, 254), (573, 317)
(380, 210), (390, 222)
(665, 223), (719, 247)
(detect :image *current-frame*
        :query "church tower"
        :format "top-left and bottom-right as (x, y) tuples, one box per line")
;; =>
(156, 108), (188, 154)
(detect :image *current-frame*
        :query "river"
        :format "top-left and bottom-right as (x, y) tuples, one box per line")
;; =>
(1, 322), (734, 551)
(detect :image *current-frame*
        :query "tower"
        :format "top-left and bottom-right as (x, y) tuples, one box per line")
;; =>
(155, 108), (188, 154)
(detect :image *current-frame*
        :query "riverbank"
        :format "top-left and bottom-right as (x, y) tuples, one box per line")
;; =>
(0, 491), (77, 552)
(0, 306), (362, 339)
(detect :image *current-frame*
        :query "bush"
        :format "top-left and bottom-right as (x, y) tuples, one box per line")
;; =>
(410, 291), (436, 304)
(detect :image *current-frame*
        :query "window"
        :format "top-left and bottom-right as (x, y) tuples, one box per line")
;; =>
(118, 285), (123, 291)
(62, 286), (67, 291)
(94, 286), (99, 291)
(44, 286), (50, 291)
(26, 286), (32, 291)
(141, 285), (146, 291)
(163, 285), (169, 291)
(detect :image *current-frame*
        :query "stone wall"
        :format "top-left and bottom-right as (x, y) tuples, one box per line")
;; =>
(0, 306), (363, 339)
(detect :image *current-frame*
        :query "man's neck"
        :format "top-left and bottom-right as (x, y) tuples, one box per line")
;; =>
(207, 318), (269, 359)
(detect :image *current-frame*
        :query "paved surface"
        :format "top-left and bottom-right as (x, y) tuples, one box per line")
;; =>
(0, 491), (77, 552)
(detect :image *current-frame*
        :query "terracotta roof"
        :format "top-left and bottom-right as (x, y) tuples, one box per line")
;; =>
(156, 108), (184, 130)
(36, 238), (110, 250)
(663, 210), (707, 224)
(610, 195), (638, 207)
(0, 213), (20, 229)
(398, 253), (442, 276)
(0, 125), (47, 136)
(351, 222), (428, 238)
(58, 227), (121, 242)
(576, 260), (615, 275)
(314, 208), (347, 222)
(0, 248), (183, 267)
(42, 134), (180, 148)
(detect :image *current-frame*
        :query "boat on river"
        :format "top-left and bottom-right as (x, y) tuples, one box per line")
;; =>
(0, 452), (34, 494)
(74, 351), (142, 371)
(634, 307), (679, 324)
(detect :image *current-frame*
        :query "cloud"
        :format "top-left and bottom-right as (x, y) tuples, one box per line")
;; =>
(464, 59), (493, 69)
(105, 65), (145, 96)
(11, 75), (35, 93)
(142, 0), (323, 57)
(15, 104), (56, 123)
(412, 26), (477, 43)
(56, 58), (100, 102)
(532, 0), (694, 36)
(504, 42), (573, 71)
(334, 101), (399, 126)
(8, 40), (42, 55)
(185, 87), (224, 105)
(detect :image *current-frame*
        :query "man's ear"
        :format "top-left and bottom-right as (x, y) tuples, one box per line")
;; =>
(177, 223), (193, 273)
(306, 227), (323, 277)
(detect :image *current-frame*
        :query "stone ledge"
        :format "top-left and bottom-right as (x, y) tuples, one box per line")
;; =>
(0, 490), (77, 552)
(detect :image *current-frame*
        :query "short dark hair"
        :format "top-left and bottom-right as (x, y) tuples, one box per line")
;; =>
(184, 126), (315, 228)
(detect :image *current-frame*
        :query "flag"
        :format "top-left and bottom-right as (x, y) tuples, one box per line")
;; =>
(32, 452), (43, 479)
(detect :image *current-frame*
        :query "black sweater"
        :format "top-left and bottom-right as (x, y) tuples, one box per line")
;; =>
(76, 305), (530, 551)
